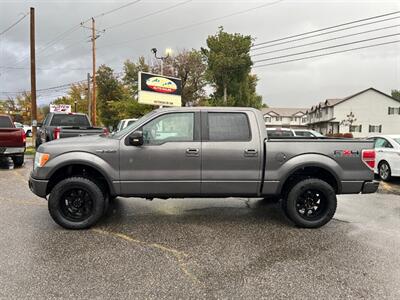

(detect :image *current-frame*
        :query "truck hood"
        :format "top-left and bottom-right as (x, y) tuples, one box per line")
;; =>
(37, 135), (119, 157)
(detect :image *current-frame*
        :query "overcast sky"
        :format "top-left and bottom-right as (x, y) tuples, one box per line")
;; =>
(1, 0), (399, 108)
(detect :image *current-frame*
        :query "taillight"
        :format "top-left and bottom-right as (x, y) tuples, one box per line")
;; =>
(22, 130), (26, 143)
(103, 127), (109, 135)
(362, 149), (375, 170)
(53, 127), (61, 139)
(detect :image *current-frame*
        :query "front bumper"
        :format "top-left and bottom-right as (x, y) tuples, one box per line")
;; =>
(361, 180), (379, 194)
(29, 175), (48, 198)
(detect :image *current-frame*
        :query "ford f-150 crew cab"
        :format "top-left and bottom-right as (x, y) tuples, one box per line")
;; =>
(0, 114), (26, 167)
(29, 107), (379, 229)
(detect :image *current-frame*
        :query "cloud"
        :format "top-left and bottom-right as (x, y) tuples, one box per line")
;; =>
(1, 0), (399, 108)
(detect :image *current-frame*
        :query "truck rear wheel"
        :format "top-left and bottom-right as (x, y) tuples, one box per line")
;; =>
(48, 177), (105, 229)
(282, 178), (337, 228)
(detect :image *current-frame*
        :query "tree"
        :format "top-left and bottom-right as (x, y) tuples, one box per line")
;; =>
(52, 82), (89, 114)
(201, 27), (261, 108)
(392, 89), (400, 101)
(340, 111), (357, 132)
(123, 56), (150, 95)
(96, 65), (126, 127)
(172, 50), (207, 106)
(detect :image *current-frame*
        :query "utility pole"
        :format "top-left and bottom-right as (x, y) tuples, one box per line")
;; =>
(91, 17), (97, 126)
(30, 7), (37, 147)
(87, 73), (91, 118)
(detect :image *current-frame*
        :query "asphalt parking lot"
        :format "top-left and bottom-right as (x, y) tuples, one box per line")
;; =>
(0, 157), (399, 299)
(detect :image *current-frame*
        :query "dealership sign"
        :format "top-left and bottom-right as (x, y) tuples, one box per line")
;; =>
(50, 104), (71, 113)
(138, 72), (182, 106)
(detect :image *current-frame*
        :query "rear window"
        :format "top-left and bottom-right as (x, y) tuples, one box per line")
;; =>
(267, 129), (294, 137)
(0, 116), (13, 128)
(208, 113), (251, 141)
(50, 114), (90, 127)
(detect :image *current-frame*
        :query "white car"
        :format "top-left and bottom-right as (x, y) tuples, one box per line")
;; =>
(116, 118), (138, 132)
(266, 128), (324, 138)
(14, 122), (32, 137)
(370, 135), (400, 181)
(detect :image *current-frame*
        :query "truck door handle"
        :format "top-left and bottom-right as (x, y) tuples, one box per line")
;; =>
(186, 148), (199, 156)
(244, 149), (258, 157)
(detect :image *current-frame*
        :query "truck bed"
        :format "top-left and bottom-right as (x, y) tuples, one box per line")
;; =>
(262, 138), (375, 195)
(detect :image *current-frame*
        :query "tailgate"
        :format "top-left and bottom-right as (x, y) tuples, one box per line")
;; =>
(59, 128), (103, 139)
(0, 129), (24, 147)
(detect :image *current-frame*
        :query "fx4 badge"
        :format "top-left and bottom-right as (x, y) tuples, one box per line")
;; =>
(334, 150), (360, 157)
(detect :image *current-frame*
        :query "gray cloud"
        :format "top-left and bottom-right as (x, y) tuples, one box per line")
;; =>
(1, 0), (399, 107)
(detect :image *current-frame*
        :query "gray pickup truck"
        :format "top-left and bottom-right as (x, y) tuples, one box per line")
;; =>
(29, 107), (378, 229)
(35, 112), (105, 148)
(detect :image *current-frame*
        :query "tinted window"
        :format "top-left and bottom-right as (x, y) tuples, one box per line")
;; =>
(142, 112), (194, 145)
(267, 129), (294, 137)
(208, 113), (250, 141)
(50, 114), (90, 127)
(375, 138), (393, 148)
(0, 116), (13, 128)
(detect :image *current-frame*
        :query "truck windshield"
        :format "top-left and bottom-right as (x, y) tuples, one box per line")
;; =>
(50, 114), (90, 127)
(0, 116), (13, 128)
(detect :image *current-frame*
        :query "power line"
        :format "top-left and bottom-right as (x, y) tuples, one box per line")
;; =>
(0, 12), (29, 36)
(94, 0), (142, 19)
(104, 0), (193, 31)
(251, 24), (400, 57)
(98, 0), (284, 49)
(253, 33), (400, 63)
(0, 80), (86, 95)
(253, 40), (400, 68)
(252, 10), (400, 47)
(251, 15), (400, 51)
(0, 65), (91, 71)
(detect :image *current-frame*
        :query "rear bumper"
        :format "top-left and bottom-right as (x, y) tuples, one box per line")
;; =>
(361, 180), (379, 194)
(29, 175), (48, 198)
(0, 147), (25, 155)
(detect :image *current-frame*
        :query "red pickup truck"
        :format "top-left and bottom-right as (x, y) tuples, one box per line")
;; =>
(0, 115), (26, 167)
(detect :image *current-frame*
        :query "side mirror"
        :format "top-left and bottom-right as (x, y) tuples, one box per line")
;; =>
(129, 131), (144, 146)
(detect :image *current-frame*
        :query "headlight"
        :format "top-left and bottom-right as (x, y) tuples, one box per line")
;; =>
(34, 152), (50, 169)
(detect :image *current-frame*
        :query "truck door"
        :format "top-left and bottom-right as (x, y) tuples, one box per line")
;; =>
(119, 111), (201, 196)
(201, 111), (262, 196)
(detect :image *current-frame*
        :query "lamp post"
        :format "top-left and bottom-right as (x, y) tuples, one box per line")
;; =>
(74, 100), (77, 113)
(151, 48), (172, 75)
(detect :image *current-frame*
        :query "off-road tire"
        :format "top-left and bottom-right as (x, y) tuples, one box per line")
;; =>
(282, 178), (337, 228)
(48, 177), (105, 229)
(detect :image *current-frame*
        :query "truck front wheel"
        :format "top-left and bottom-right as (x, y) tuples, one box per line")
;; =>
(48, 177), (105, 229)
(282, 178), (337, 228)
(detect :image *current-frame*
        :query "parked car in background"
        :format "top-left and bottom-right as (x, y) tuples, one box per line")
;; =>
(14, 122), (32, 137)
(0, 115), (26, 167)
(30, 107), (378, 230)
(116, 118), (138, 132)
(266, 128), (324, 138)
(36, 112), (107, 148)
(369, 135), (400, 181)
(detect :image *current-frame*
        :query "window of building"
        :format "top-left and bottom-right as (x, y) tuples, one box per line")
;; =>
(264, 116), (271, 123)
(208, 112), (251, 141)
(388, 107), (400, 115)
(349, 125), (362, 132)
(369, 125), (382, 133)
(275, 116), (281, 121)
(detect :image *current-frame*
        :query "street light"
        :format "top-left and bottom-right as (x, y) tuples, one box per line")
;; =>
(151, 48), (172, 75)
(74, 100), (77, 113)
